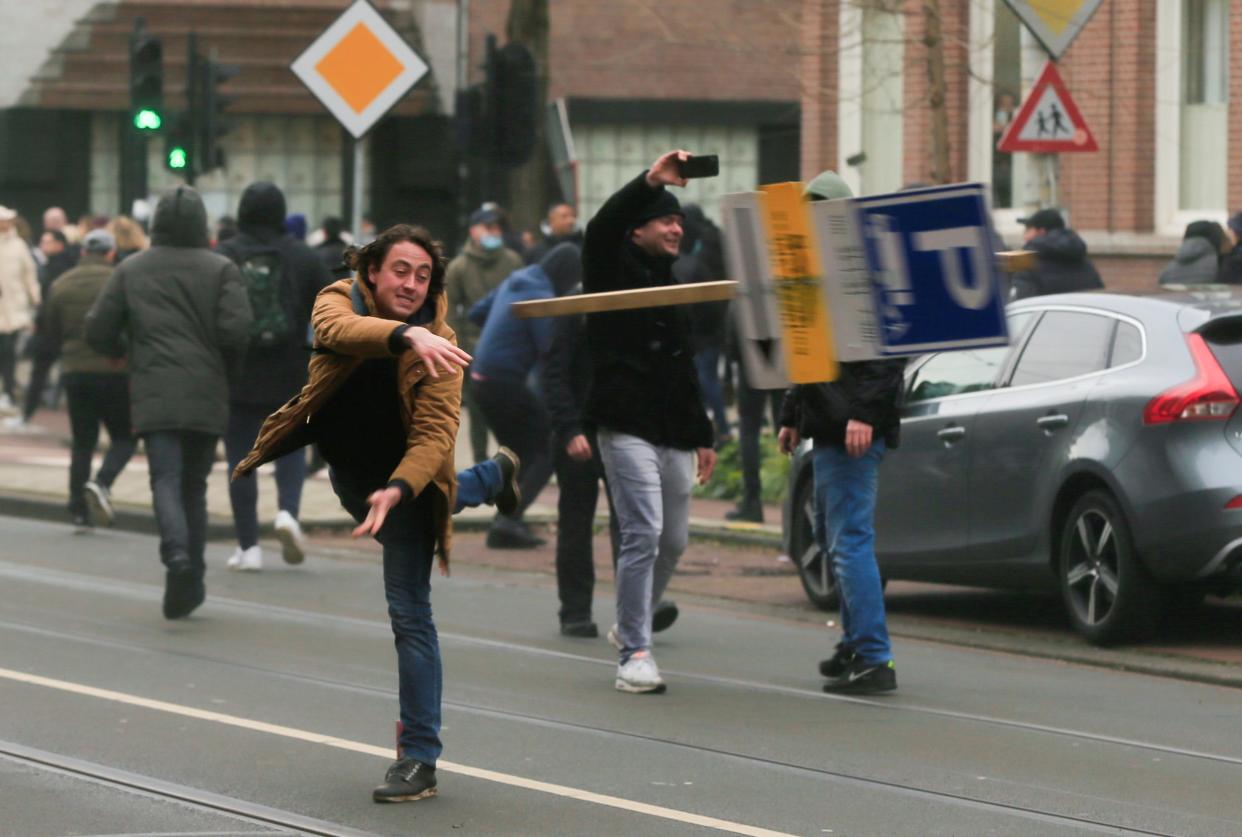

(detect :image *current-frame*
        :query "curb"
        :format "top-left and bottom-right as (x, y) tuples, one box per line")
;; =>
(0, 490), (783, 549)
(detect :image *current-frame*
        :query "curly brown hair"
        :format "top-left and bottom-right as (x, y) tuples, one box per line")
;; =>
(344, 224), (447, 302)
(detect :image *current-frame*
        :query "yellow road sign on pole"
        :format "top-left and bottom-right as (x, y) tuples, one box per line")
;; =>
(758, 183), (838, 383)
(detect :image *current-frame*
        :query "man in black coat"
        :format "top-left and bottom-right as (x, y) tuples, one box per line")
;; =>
(583, 149), (716, 694)
(777, 169), (905, 695)
(216, 182), (332, 572)
(1010, 208), (1103, 299)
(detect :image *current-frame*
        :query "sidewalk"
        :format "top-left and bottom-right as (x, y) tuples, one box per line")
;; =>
(0, 405), (783, 548)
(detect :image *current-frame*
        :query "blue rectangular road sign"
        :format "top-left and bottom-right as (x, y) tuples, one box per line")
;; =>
(853, 183), (1008, 356)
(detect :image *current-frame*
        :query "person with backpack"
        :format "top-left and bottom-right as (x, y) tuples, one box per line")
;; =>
(216, 182), (332, 571)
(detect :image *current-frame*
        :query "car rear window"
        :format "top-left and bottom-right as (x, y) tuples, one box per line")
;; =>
(1110, 322), (1142, 366)
(1009, 311), (1114, 387)
(1201, 319), (1242, 387)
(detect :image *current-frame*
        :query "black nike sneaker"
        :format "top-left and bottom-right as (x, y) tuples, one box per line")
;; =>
(372, 757), (437, 803)
(823, 659), (896, 694)
(817, 643), (856, 679)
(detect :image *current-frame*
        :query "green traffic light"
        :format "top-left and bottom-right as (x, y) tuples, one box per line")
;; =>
(133, 109), (162, 131)
(167, 147), (187, 170)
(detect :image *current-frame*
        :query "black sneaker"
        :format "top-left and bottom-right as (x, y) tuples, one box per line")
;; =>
(162, 556), (204, 620)
(724, 501), (763, 523)
(652, 600), (679, 633)
(372, 758), (437, 803)
(818, 643), (856, 679)
(559, 620), (599, 638)
(823, 659), (897, 694)
(491, 447), (522, 517)
(486, 517), (544, 549)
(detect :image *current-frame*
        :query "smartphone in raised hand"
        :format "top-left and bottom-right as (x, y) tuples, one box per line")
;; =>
(677, 154), (720, 179)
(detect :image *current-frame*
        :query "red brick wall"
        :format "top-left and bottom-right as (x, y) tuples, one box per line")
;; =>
(799, 0), (838, 178)
(902, 0), (971, 185)
(470, 1), (804, 103)
(1059, 1), (1157, 234)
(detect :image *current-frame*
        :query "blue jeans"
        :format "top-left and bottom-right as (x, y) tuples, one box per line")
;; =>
(455, 459), (500, 512)
(331, 472), (442, 766)
(224, 404), (306, 549)
(144, 430), (218, 573)
(812, 440), (892, 666)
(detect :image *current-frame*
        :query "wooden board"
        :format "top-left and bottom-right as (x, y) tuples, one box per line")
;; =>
(511, 252), (1035, 319)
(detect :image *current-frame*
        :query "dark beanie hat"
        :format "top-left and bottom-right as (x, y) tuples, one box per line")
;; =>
(1184, 220), (1226, 253)
(632, 189), (683, 229)
(539, 241), (583, 295)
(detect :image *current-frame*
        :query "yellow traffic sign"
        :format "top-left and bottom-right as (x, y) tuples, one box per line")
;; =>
(1003, 1), (1103, 59)
(290, 0), (429, 138)
(758, 183), (838, 383)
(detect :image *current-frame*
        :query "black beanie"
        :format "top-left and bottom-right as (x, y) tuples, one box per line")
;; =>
(539, 242), (583, 296)
(632, 189), (683, 229)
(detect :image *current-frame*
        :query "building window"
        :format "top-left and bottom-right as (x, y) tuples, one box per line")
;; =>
(838, 1), (904, 196)
(1179, 0), (1228, 210)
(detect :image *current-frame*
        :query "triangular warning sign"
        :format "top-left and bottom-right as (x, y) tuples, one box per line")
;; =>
(997, 62), (1098, 154)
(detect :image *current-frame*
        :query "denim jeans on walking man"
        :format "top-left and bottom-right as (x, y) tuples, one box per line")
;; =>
(144, 430), (217, 574)
(596, 429), (694, 658)
(332, 472), (442, 766)
(63, 372), (136, 519)
(811, 440), (892, 666)
(223, 403), (306, 550)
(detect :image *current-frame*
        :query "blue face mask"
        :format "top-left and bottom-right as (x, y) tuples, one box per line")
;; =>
(480, 234), (503, 251)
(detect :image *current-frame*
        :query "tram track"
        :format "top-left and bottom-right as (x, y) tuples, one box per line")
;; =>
(0, 615), (1234, 835)
(0, 739), (373, 836)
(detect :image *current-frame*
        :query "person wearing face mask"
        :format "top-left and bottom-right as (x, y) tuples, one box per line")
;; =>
(445, 207), (523, 464)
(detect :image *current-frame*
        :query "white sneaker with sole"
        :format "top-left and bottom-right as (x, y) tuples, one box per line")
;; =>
(273, 510), (306, 565)
(607, 624), (623, 651)
(227, 545), (263, 572)
(83, 481), (114, 527)
(615, 650), (666, 694)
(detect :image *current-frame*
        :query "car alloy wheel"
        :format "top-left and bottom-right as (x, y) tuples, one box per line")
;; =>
(792, 474), (839, 610)
(1058, 490), (1160, 645)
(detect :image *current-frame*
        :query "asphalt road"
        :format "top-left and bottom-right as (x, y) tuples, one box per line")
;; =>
(2, 516), (1241, 836)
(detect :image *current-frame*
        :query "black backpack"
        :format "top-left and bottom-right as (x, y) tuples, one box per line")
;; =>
(238, 249), (292, 349)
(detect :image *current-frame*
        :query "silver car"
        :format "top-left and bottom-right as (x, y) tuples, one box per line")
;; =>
(783, 289), (1242, 644)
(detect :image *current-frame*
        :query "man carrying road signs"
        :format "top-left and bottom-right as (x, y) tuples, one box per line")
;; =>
(777, 170), (906, 695)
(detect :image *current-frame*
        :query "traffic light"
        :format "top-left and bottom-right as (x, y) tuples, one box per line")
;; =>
(129, 21), (163, 133)
(164, 113), (193, 175)
(489, 41), (538, 167)
(199, 57), (238, 174)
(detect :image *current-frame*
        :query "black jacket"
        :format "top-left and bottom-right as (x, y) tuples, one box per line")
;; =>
(524, 230), (583, 266)
(582, 172), (713, 450)
(1219, 244), (1242, 285)
(216, 183), (332, 407)
(542, 307), (592, 446)
(780, 359), (907, 449)
(1011, 229), (1104, 299)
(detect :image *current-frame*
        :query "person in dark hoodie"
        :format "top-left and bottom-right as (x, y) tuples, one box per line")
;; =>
(467, 242), (583, 549)
(1159, 221), (1230, 285)
(1216, 211), (1242, 285)
(583, 150), (716, 695)
(674, 203), (731, 442)
(1010, 208), (1103, 299)
(216, 182), (333, 572)
(86, 186), (253, 620)
(778, 170), (906, 695)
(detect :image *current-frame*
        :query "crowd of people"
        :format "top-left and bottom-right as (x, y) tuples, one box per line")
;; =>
(7, 159), (1242, 804)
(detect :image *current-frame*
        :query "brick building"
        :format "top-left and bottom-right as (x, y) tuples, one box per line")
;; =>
(800, 0), (1239, 291)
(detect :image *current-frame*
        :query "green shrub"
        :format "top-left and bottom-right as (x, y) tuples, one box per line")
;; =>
(693, 434), (790, 504)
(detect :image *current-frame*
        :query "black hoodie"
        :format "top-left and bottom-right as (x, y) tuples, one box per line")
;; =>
(216, 182), (332, 407)
(1011, 228), (1104, 299)
(85, 186), (253, 435)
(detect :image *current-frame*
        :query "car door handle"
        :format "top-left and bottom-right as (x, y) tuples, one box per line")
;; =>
(1036, 414), (1070, 431)
(937, 426), (966, 442)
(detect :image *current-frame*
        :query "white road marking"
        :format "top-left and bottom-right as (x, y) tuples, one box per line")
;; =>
(0, 665), (794, 837)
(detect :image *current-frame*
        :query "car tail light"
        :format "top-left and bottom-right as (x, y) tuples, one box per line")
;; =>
(1226, 496), (1242, 510)
(1143, 333), (1240, 425)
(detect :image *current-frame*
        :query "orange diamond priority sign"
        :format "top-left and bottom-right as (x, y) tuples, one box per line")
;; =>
(291, 0), (429, 138)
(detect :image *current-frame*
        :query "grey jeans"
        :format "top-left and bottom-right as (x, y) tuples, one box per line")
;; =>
(596, 429), (694, 657)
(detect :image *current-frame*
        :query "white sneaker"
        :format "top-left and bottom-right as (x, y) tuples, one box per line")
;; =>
(607, 624), (623, 651)
(273, 510), (305, 565)
(3, 415), (25, 432)
(83, 481), (114, 527)
(615, 650), (666, 694)
(0, 394), (13, 414)
(227, 545), (263, 572)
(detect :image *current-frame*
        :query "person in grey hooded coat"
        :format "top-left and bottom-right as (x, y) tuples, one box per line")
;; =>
(1159, 221), (1229, 285)
(86, 186), (253, 620)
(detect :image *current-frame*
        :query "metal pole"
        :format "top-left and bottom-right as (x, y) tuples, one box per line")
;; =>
(351, 136), (364, 239)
